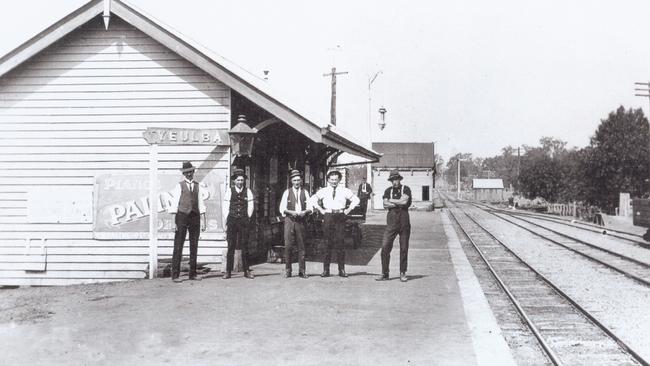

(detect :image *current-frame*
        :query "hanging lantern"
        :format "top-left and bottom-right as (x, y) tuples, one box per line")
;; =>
(228, 115), (258, 157)
(378, 106), (387, 130)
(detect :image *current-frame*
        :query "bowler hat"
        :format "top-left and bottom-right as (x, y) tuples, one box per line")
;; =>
(180, 161), (196, 173)
(387, 169), (403, 181)
(326, 170), (342, 179)
(290, 169), (302, 179)
(232, 168), (247, 180)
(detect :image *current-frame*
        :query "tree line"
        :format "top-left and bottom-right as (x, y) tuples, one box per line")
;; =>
(440, 106), (650, 212)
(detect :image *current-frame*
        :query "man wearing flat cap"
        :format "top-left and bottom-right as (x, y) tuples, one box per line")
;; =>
(279, 169), (312, 278)
(376, 169), (412, 282)
(310, 170), (360, 277)
(221, 168), (255, 279)
(168, 161), (207, 282)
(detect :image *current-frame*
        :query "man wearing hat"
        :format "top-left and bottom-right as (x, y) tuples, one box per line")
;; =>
(221, 168), (255, 279)
(310, 170), (360, 277)
(357, 177), (373, 217)
(376, 169), (412, 282)
(168, 161), (207, 282)
(278, 170), (312, 278)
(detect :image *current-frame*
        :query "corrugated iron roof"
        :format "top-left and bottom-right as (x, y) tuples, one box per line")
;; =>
(371, 142), (435, 168)
(472, 179), (504, 189)
(0, 0), (381, 162)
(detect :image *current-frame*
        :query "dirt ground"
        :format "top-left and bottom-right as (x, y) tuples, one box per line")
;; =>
(0, 211), (478, 366)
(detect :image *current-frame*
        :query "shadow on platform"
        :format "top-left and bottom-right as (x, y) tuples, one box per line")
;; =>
(304, 223), (387, 266)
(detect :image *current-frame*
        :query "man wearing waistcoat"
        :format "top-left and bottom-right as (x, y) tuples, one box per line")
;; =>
(279, 170), (312, 278)
(222, 168), (255, 279)
(169, 161), (207, 283)
(357, 178), (373, 216)
(310, 170), (360, 278)
(376, 169), (412, 282)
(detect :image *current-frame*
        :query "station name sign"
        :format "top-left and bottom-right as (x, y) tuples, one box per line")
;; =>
(143, 128), (230, 145)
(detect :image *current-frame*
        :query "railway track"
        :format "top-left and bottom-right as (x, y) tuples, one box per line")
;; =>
(480, 203), (648, 248)
(451, 199), (650, 287)
(443, 196), (647, 365)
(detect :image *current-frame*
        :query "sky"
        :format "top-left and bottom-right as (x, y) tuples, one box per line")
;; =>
(1, 0), (650, 162)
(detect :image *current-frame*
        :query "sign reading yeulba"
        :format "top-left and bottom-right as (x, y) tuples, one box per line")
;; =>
(93, 171), (225, 239)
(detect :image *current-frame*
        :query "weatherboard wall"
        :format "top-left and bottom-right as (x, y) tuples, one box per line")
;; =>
(0, 16), (231, 286)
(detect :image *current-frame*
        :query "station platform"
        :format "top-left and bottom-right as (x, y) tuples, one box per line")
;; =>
(0, 210), (517, 366)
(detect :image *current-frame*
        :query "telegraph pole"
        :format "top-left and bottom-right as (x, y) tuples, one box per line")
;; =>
(516, 147), (521, 193)
(457, 159), (462, 200)
(323, 67), (348, 126)
(634, 81), (650, 113)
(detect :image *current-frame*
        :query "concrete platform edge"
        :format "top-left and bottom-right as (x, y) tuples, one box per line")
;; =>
(442, 211), (517, 366)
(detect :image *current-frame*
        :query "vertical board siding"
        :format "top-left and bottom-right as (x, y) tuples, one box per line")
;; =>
(0, 16), (230, 285)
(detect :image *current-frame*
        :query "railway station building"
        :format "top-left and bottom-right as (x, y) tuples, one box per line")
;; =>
(0, 0), (380, 286)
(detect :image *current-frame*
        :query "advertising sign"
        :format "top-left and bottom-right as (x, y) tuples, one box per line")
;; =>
(93, 171), (225, 239)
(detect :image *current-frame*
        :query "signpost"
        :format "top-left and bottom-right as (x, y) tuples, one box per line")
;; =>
(140, 127), (229, 279)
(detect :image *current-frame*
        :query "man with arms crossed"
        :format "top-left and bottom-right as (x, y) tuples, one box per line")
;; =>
(376, 169), (412, 282)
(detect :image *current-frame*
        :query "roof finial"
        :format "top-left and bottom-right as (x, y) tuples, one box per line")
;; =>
(103, 0), (111, 30)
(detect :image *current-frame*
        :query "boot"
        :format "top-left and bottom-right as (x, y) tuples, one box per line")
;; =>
(400, 272), (408, 282)
(375, 273), (389, 281)
(222, 271), (231, 279)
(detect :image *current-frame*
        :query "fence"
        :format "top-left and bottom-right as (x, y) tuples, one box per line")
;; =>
(546, 202), (602, 223)
(547, 203), (576, 217)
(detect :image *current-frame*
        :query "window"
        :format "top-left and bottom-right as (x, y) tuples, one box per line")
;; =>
(422, 186), (430, 201)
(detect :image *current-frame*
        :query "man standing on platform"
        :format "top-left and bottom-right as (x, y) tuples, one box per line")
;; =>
(222, 168), (255, 279)
(169, 161), (207, 283)
(376, 169), (412, 282)
(279, 169), (312, 279)
(357, 177), (373, 217)
(310, 170), (360, 278)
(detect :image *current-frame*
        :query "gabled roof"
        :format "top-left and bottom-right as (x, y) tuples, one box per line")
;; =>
(472, 179), (504, 189)
(0, 0), (380, 162)
(371, 142), (435, 168)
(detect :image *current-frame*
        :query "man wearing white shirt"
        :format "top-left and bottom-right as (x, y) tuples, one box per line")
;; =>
(279, 169), (312, 278)
(310, 170), (360, 277)
(168, 161), (207, 283)
(221, 168), (255, 279)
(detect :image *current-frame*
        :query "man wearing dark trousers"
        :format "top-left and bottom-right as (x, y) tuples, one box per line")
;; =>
(169, 161), (207, 283)
(310, 170), (360, 278)
(279, 169), (312, 278)
(357, 177), (372, 217)
(376, 169), (412, 282)
(222, 168), (255, 279)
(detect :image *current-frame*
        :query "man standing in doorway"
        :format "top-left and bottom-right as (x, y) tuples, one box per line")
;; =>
(376, 169), (412, 282)
(357, 177), (373, 217)
(310, 170), (360, 278)
(169, 161), (207, 283)
(279, 169), (312, 278)
(222, 168), (255, 279)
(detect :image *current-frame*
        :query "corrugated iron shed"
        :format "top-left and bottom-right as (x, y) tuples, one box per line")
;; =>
(472, 179), (504, 189)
